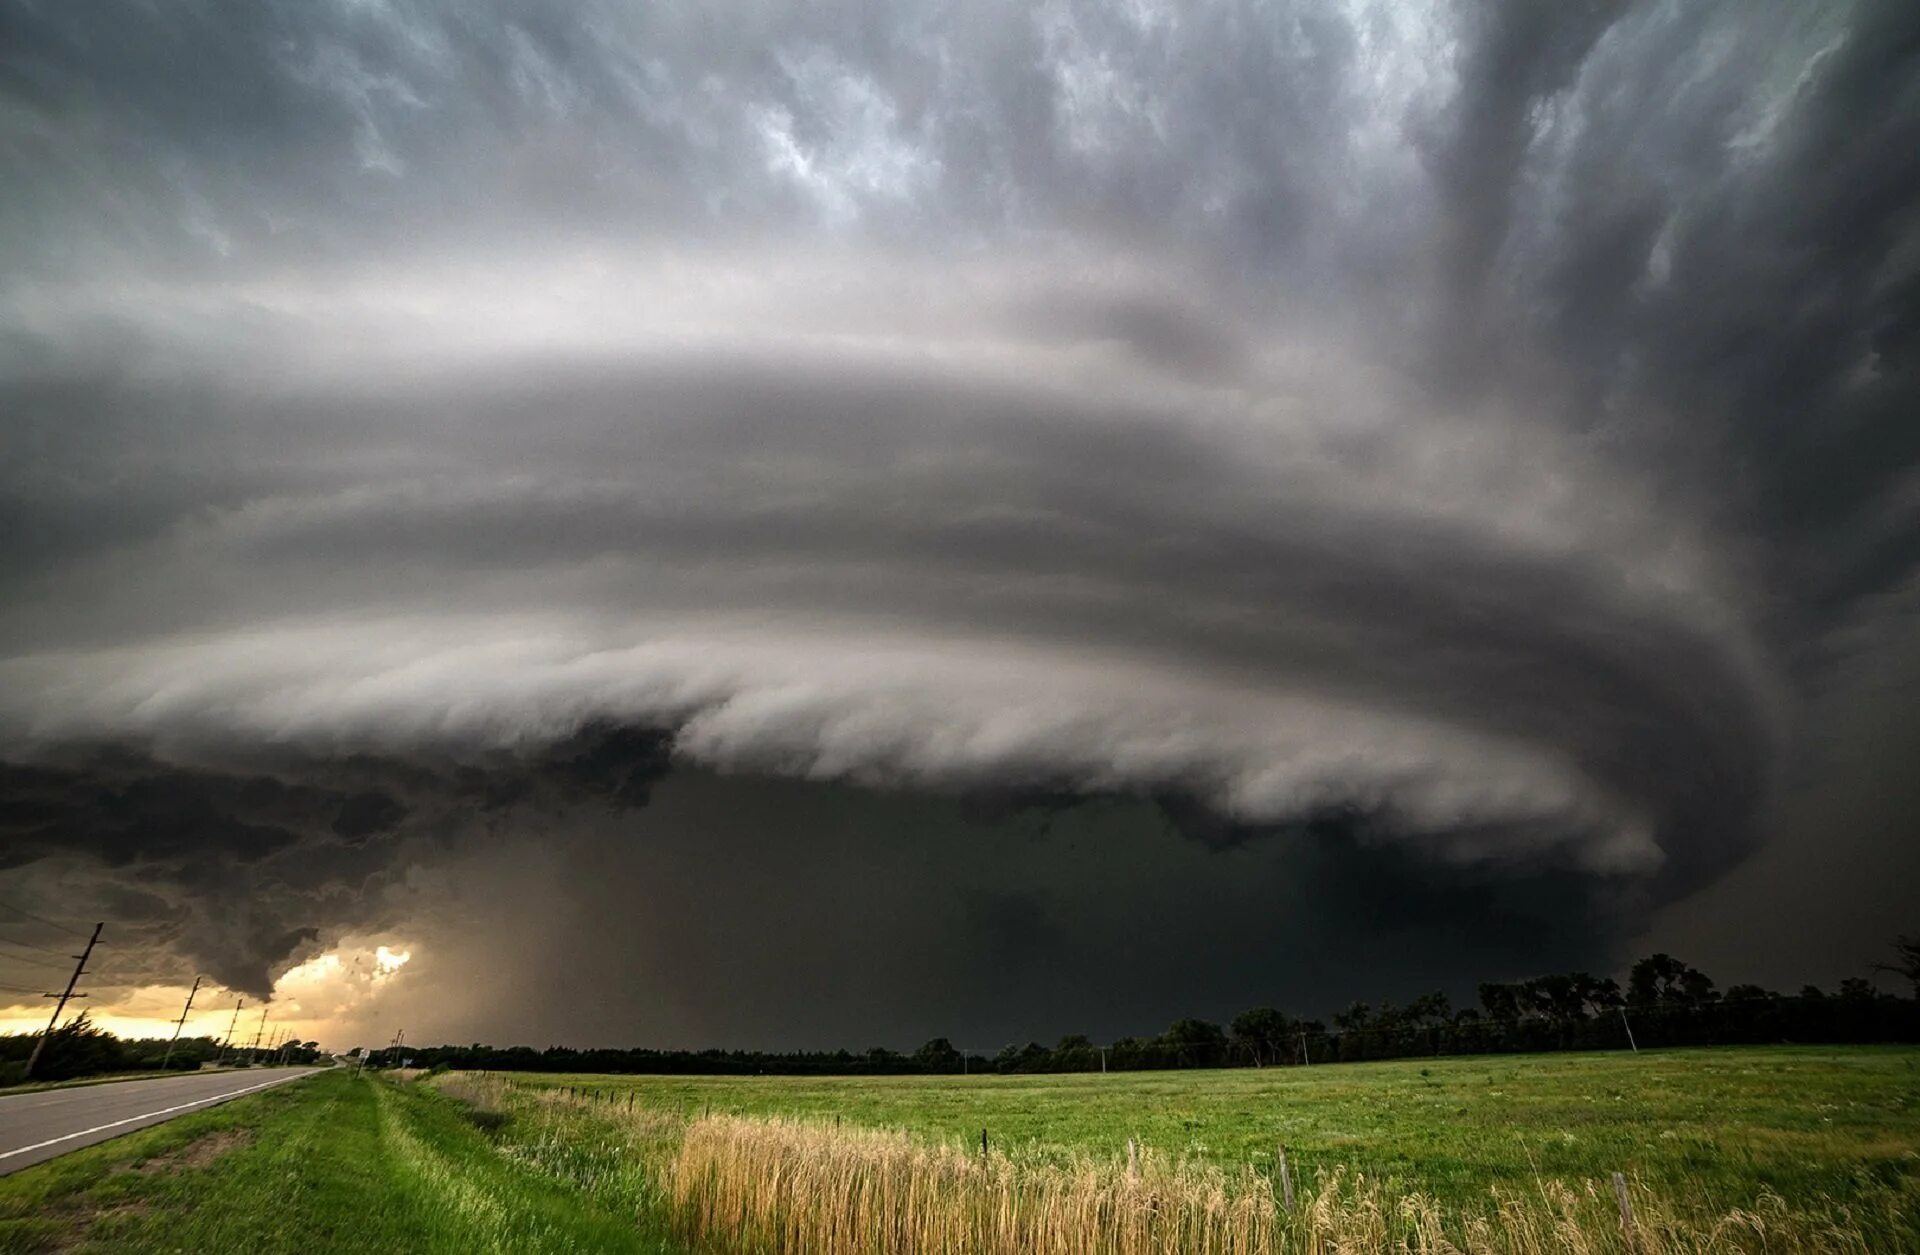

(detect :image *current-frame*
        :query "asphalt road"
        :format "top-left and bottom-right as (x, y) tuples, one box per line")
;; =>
(0, 1067), (320, 1175)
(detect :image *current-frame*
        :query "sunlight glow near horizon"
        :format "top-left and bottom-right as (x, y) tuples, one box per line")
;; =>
(0, 939), (419, 1048)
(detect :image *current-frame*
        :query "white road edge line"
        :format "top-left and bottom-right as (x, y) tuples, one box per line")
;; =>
(0, 1072), (311, 1162)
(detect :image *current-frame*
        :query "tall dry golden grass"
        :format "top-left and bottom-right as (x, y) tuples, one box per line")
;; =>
(656, 1113), (1887, 1255)
(430, 1076), (1900, 1254)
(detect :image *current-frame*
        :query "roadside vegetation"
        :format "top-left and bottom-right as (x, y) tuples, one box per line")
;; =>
(0, 1070), (675, 1253)
(0, 1012), (323, 1087)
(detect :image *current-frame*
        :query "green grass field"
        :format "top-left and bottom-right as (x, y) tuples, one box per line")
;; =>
(0, 1070), (677, 1253)
(2, 1047), (1915, 1252)
(515, 1045), (1920, 1214)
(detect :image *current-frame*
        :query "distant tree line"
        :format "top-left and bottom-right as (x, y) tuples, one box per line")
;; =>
(0, 1012), (326, 1085)
(363, 946), (1920, 1074)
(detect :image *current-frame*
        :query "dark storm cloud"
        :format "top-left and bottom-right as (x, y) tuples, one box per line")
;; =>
(1, 0), (1917, 1036)
(0, 728), (669, 996)
(0, 749), (410, 993)
(378, 771), (1627, 1050)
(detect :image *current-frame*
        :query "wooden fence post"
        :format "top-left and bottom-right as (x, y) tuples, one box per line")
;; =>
(1613, 1172), (1638, 1253)
(1278, 1145), (1295, 1212)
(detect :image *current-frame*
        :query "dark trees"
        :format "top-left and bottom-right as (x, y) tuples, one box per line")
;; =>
(1877, 935), (1920, 997)
(1630, 954), (1717, 1006)
(1230, 1007), (1294, 1066)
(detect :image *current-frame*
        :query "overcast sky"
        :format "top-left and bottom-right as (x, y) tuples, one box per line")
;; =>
(2, 0), (1917, 1051)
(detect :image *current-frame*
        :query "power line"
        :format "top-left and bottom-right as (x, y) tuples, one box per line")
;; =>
(52, 965), (196, 986)
(0, 979), (45, 995)
(98, 997), (196, 1017)
(0, 899), (91, 939)
(0, 963), (68, 982)
(0, 952), (69, 973)
(0, 933), (70, 959)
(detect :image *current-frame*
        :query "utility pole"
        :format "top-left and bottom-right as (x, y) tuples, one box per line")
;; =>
(246, 1006), (269, 1062)
(160, 976), (203, 1072)
(24, 922), (102, 1080)
(216, 998), (245, 1064)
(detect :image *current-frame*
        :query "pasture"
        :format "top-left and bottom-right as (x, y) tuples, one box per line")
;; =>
(500, 1045), (1920, 1245)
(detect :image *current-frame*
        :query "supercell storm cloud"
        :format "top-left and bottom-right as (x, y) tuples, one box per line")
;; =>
(2, 1), (1917, 1043)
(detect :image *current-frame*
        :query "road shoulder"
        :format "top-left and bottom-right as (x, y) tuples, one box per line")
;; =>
(0, 1070), (675, 1253)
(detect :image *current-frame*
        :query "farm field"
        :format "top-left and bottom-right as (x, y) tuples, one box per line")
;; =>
(1, 1048), (1914, 1252)
(510, 1045), (1920, 1219)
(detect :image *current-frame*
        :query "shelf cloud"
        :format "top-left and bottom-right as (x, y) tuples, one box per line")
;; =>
(3, 0), (1916, 1040)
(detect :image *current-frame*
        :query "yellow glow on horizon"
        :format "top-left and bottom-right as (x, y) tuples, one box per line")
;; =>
(0, 938), (419, 1048)
(0, 986), (235, 1042)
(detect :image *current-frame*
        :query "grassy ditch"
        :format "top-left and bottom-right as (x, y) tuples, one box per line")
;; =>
(0, 1069), (677, 1253)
